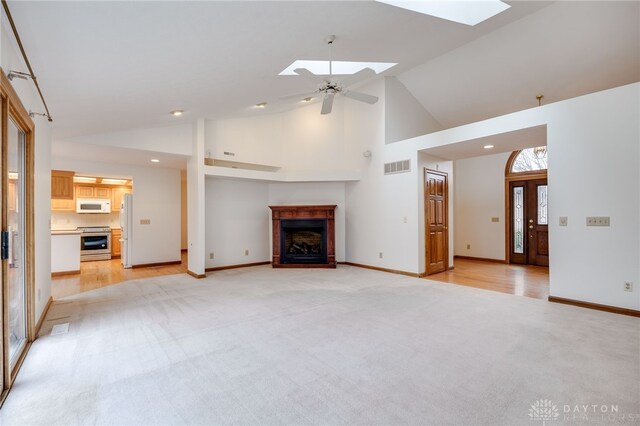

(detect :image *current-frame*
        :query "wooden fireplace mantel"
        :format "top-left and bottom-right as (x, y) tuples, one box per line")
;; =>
(269, 205), (337, 268)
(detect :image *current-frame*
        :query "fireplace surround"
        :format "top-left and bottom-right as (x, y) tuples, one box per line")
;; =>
(269, 205), (337, 268)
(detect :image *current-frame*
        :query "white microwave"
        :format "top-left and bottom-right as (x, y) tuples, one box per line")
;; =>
(76, 198), (111, 214)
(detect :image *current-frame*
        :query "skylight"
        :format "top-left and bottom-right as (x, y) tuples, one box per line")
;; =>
(376, 0), (510, 26)
(279, 60), (396, 76)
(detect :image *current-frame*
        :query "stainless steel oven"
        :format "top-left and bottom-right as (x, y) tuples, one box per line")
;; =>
(79, 226), (111, 261)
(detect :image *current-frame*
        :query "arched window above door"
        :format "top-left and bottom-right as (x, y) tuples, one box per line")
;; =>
(506, 146), (548, 175)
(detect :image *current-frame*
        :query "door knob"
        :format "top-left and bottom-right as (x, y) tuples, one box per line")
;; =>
(529, 225), (533, 229)
(529, 219), (534, 223)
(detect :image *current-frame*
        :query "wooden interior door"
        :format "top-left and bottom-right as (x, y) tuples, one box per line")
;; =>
(425, 169), (448, 275)
(509, 179), (548, 266)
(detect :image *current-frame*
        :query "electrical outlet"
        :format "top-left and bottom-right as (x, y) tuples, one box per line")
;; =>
(624, 282), (633, 292)
(245, 249), (249, 256)
(491, 217), (499, 223)
(140, 219), (151, 225)
(403, 216), (407, 223)
(209, 253), (214, 259)
(379, 252), (383, 259)
(559, 216), (568, 226)
(586, 216), (610, 227)
(467, 244), (471, 250)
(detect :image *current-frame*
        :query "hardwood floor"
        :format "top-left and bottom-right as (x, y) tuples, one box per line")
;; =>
(52, 251), (188, 299)
(425, 257), (549, 300)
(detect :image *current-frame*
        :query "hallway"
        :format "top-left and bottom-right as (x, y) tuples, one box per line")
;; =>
(426, 258), (549, 300)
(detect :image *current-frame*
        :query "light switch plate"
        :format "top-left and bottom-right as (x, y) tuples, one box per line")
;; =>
(491, 217), (499, 223)
(140, 219), (151, 225)
(559, 216), (568, 226)
(586, 216), (610, 226)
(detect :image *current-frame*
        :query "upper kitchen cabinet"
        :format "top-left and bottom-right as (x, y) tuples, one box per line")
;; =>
(111, 187), (132, 212)
(51, 170), (75, 200)
(95, 187), (111, 199)
(206, 116), (283, 168)
(76, 186), (95, 198)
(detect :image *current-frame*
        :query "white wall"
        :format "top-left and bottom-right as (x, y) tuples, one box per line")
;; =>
(2, 20), (52, 323)
(453, 152), (511, 261)
(385, 76), (443, 144)
(205, 96), (358, 174)
(181, 169), (187, 250)
(417, 153), (454, 272)
(344, 80), (423, 273)
(52, 158), (181, 266)
(546, 84), (639, 310)
(187, 119), (206, 275)
(205, 178), (270, 269)
(387, 83), (639, 310)
(268, 182), (347, 262)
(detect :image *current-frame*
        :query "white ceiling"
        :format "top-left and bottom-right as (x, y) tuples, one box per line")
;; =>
(399, 1), (640, 128)
(421, 125), (546, 161)
(6, 0), (552, 139)
(52, 140), (189, 170)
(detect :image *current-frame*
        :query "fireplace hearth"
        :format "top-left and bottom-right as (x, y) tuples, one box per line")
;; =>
(269, 205), (336, 268)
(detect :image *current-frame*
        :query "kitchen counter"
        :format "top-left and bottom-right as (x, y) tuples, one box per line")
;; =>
(51, 229), (82, 235)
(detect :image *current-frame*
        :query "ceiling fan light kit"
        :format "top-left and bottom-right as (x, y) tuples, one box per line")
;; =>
(281, 35), (380, 115)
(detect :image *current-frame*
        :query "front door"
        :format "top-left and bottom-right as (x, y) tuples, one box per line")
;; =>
(509, 179), (548, 266)
(425, 169), (448, 275)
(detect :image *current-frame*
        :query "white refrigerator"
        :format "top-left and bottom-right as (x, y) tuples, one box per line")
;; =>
(120, 193), (133, 268)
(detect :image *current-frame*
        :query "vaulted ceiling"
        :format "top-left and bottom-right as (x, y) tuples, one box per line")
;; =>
(4, 1), (638, 140)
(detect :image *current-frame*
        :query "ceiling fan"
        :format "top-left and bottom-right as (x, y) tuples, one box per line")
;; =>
(281, 35), (379, 115)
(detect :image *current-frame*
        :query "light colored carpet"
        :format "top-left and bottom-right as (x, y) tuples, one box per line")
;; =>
(1, 266), (638, 425)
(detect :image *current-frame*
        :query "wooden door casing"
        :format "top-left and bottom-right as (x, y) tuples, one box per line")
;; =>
(425, 169), (448, 275)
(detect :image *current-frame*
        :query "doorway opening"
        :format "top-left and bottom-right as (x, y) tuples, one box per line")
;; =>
(505, 146), (548, 266)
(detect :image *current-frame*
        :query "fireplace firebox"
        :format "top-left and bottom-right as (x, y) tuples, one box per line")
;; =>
(269, 205), (336, 268)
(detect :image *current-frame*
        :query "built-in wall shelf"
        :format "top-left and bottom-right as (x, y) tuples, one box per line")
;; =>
(205, 158), (281, 172)
(204, 165), (361, 183)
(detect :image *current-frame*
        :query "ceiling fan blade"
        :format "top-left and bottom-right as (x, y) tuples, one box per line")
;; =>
(279, 91), (317, 101)
(343, 90), (379, 104)
(342, 67), (376, 87)
(321, 92), (335, 115)
(294, 68), (325, 83)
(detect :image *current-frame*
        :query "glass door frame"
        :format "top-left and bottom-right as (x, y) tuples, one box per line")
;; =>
(0, 68), (36, 403)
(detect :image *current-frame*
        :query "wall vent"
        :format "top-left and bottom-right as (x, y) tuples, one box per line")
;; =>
(384, 159), (410, 175)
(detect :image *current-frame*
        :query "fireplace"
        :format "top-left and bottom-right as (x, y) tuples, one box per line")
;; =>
(269, 205), (336, 268)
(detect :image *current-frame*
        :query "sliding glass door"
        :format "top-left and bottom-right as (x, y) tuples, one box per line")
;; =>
(6, 119), (26, 371)
(0, 70), (35, 401)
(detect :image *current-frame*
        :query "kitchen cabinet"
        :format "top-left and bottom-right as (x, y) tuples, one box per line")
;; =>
(51, 231), (81, 274)
(51, 170), (75, 200)
(111, 187), (132, 212)
(76, 186), (95, 198)
(111, 229), (122, 258)
(51, 197), (75, 211)
(95, 187), (111, 199)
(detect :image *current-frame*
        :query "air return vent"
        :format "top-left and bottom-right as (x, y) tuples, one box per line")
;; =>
(384, 159), (410, 175)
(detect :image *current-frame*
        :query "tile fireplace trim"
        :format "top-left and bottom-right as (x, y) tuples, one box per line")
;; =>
(269, 205), (337, 269)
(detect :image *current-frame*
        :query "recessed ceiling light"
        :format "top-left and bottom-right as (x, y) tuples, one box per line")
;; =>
(151, 159), (160, 163)
(484, 145), (494, 149)
(255, 102), (267, 108)
(279, 60), (396, 76)
(376, 0), (510, 26)
(302, 97), (313, 103)
(171, 110), (183, 116)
